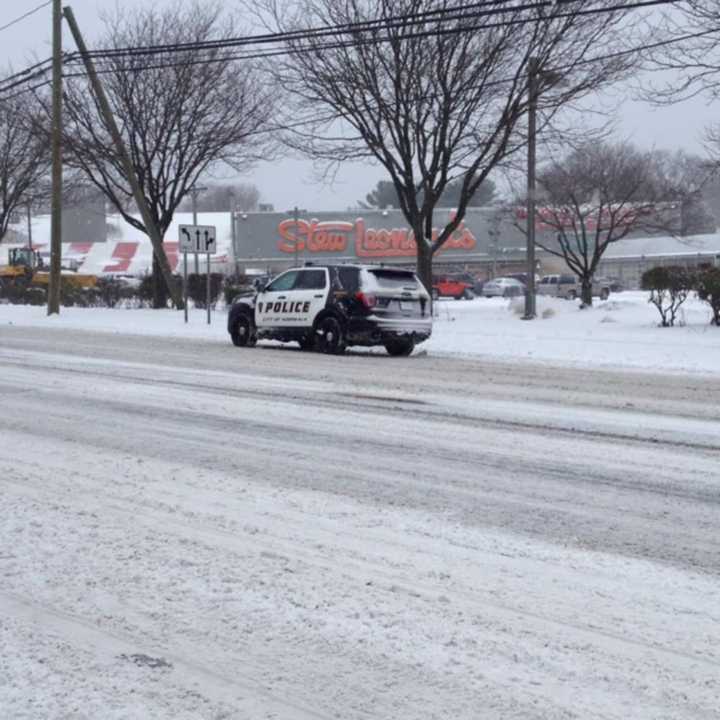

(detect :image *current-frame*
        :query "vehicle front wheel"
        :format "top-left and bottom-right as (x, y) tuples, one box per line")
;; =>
(384, 337), (415, 357)
(231, 315), (256, 347)
(315, 316), (346, 354)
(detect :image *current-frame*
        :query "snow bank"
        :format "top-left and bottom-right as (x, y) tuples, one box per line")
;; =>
(1, 291), (718, 375)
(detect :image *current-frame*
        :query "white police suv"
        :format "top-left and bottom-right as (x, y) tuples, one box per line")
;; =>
(227, 264), (432, 356)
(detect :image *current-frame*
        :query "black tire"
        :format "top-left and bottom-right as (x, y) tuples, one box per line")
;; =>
(462, 289), (475, 300)
(231, 315), (256, 347)
(384, 338), (415, 357)
(566, 290), (577, 300)
(315, 315), (346, 355)
(431, 288), (440, 301)
(298, 333), (315, 351)
(600, 288), (610, 301)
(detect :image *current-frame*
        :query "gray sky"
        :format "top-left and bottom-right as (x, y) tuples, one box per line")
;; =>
(3, 0), (713, 211)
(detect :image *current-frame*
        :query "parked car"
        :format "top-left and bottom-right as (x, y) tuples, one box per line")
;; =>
(482, 277), (525, 298)
(432, 273), (475, 300)
(596, 276), (623, 293)
(537, 274), (610, 300)
(228, 263), (432, 356)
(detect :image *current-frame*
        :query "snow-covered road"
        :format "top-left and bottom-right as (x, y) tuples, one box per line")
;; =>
(1, 326), (719, 720)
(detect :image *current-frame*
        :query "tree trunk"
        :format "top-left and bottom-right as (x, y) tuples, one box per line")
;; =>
(581, 277), (593, 307)
(415, 241), (433, 296)
(152, 253), (169, 309)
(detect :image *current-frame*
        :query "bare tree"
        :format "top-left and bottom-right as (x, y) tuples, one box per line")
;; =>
(643, 1), (720, 103)
(526, 142), (687, 305)
(359, 176), (496, 209)
(0, 88), (50, 244)
(60, 2), (274, 306)
(252, 0), (639, 290)
(178, 182), (262, 212)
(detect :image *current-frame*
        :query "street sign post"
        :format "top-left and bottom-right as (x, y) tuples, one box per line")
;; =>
(183, 250), (188, 324)
(179, 225), (217, 325)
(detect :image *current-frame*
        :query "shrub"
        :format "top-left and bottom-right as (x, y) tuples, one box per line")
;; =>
(137, 275), (155, 306)
(223, 282), (244, 306)
(185, 273), (224, 309)
(696, 267), (720, 326)
(641, 266), (694, 327)
(95, 277), (123, 308)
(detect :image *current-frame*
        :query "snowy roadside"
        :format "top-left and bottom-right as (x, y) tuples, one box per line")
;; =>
(1, 291), (718, 375)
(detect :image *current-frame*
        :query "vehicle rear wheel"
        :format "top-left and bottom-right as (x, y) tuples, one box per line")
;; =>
(431, 288), (440, 301)
(384, 337), (415, 357)
(231, 315), (256, 347)
(298, 333), (314, 351)
(315, 316), (346, 355)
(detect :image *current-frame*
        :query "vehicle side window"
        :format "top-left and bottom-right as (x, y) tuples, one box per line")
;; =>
(560, 275), (575, 284)
(337, 267), (360, 292)
(293, 269), (327, 290)
(539, 277), (549, 285)
(266, 270), (299, 292)
(549, 276), (558, 285)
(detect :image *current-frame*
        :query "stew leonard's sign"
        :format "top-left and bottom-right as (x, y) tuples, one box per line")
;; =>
(233, 209), (523, 263)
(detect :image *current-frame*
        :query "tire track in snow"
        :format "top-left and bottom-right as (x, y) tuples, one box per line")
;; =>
(0, 590), (338, 720)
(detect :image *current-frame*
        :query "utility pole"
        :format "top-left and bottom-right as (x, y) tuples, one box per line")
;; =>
(47, 0), (63, 315)
(63, 6), (184, 309)
(26, 204), (33, 251)
(523, 56), (539, 320)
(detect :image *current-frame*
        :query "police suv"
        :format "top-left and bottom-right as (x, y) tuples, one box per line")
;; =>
(227, 264), (432, 356)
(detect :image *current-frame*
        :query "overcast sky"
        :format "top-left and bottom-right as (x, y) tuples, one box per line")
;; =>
(4, 0), (713, 211)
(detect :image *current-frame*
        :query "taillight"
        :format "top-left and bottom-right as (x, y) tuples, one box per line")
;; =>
(355, 291), (377, 309)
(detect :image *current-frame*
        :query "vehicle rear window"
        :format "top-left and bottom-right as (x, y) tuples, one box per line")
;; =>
(368, 269), (419, 289)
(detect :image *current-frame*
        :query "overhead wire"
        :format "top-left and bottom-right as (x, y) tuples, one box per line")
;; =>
(0, 0), (52, 35)
(60, 0), (678, 77)
(74, 0), (577, 61)
(0, 0), (596, 94)
(0, 0), (690, 105)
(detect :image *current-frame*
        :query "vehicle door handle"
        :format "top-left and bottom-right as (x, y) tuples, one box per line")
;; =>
(277, 295), (286, 299)
(313, 294), (323, 298)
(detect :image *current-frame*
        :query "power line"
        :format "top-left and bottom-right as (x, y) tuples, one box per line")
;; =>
(0, 0), (53, 34)
(0, 0), (690, 102)
(61, 0), (676, 76)
(75, 0), (560, 60)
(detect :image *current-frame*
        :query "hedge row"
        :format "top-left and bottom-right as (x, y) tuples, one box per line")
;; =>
(0, 273), (232, 309)
(641, 266), (720, 327)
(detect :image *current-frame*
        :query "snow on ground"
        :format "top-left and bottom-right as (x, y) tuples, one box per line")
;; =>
(1, 329), (719, 719)
(1, 291), (718, 375)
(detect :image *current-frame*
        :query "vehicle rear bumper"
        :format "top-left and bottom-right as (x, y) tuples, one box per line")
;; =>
(347, 315), (432, 345)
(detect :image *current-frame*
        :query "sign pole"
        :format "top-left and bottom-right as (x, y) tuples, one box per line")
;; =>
(206, 253), (211, 325)
(183, 250), (188, 324)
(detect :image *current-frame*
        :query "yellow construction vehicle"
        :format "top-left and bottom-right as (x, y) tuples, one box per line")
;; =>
(0, 247), (97, 293)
